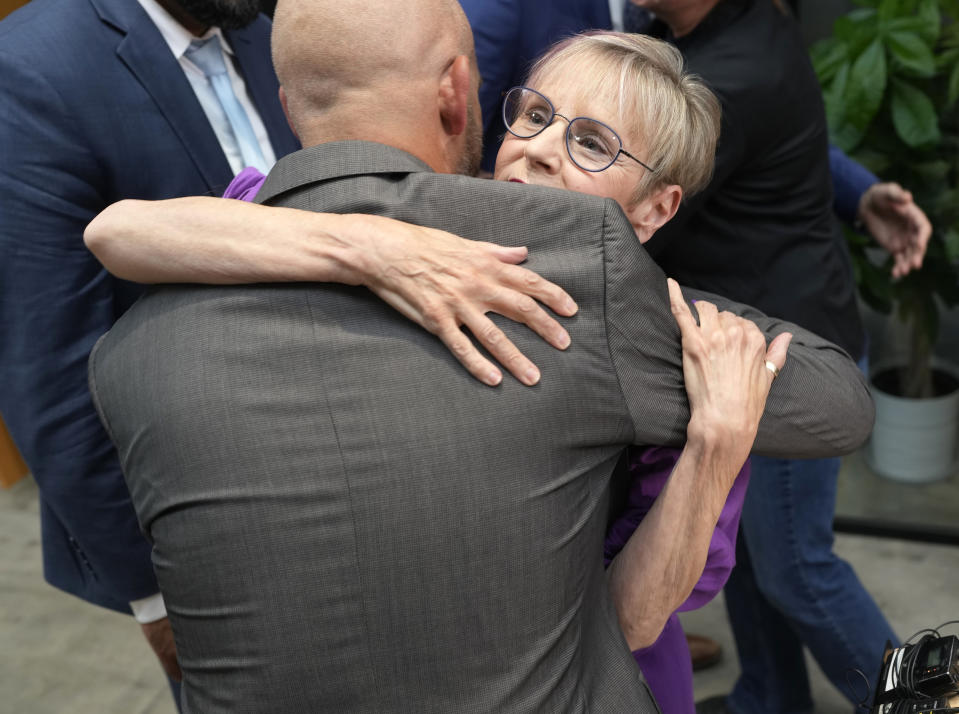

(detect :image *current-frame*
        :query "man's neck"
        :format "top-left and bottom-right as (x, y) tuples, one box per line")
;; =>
(154, 0), (209, 37)
(298, 124), (454, 176)
(653, 0), (723, 38)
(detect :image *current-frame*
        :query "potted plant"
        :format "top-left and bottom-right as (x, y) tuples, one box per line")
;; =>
(811, 0), (959, 481)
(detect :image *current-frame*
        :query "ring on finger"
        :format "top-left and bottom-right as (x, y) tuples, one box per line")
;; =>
(764, 360), (780, 379)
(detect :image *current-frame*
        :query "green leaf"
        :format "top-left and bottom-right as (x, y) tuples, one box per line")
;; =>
(949, 62), (959, 105)
(943, 21), (959, 49)
(850, 146), (892, 174)
(857, 253), (895, 312)
(944, 228), (959, 262)
(933, 255), (959, 306)
(914, 159), (951, 181)
(916, 0), (941, 45)
(883, 19), (922, 39)
(878, 0), (901, 22)
(890, 77), (941, 147)
(811, 38), (849, 84)
(886, 31), (936, 77)
(847, 228), (871, 246)
(936, 47), (959, 71)
(824, 61), (850, 128)
(833, 124), (867, 151)
(941, 0), (959, 19)
(823, 60), (866, 151)
(835, 12), (880, 58)
(845, 39), (887, 132)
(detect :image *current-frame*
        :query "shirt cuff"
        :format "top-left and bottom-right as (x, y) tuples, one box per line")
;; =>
(129, 592), (167, 624)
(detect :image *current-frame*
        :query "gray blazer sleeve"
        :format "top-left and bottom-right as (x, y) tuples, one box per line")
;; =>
(600, 200), (874, 458)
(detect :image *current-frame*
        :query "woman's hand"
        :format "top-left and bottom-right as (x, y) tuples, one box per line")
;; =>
(667, 278), (791, 475)
(349, 214), (578, 387)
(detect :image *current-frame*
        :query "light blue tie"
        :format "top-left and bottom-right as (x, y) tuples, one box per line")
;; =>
(185, 35), (268, 173)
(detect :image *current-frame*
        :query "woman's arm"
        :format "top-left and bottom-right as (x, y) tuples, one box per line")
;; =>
(607, 279), (790, 650)
(85, 197), (579, 387)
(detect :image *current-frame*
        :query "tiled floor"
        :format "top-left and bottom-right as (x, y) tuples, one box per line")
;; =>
(0, 477), (174, 714)
(2, 465), (957, 713)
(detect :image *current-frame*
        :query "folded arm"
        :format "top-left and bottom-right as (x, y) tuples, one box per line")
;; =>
(682, 286), (874, 457)
(609, 280), (788, 649)
(85, 197), (578, 387)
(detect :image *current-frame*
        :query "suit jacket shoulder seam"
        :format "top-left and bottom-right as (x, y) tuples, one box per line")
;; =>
(600, 199), (639, 446)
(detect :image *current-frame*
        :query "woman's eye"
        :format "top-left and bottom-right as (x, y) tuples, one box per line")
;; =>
(575, 133), (612, 156)
(524, 108), (549, 125)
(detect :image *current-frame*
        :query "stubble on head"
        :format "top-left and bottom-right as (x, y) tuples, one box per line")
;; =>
(273, 0), (482, 175)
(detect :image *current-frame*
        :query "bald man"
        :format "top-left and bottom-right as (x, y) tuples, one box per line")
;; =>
(88, 1), (873, 711)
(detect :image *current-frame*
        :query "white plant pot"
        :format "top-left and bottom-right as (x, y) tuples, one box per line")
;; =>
(864, 360), (959, 484)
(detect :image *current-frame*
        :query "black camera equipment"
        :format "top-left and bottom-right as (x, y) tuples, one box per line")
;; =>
(870, 625), (959, 714)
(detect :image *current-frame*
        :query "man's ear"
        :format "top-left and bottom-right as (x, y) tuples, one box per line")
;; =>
(624, 184), (683, 244)
(438, 55), (471, 137)
(278, 86), (299, 141)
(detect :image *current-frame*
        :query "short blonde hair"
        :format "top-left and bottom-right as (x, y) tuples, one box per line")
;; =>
(527, 32), (720, 202)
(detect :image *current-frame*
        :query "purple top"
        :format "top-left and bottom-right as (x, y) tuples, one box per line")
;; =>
(605, 447), (749, 611)
(224, 166), (267, 201)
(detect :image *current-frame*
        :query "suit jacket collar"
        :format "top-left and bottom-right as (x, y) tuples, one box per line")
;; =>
(88, 0), (298, 190)
(256, 141), (433, 205)
(89, 0), (233, 189)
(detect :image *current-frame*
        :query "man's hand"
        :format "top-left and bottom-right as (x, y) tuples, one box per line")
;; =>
(355, 214), (578, 387)
(857, 182), (931, 279)
(668, 279), (791, 470)
(140, 617), (182, 682)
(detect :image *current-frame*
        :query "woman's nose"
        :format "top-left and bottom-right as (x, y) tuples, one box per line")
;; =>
(523, 121), (566, 173)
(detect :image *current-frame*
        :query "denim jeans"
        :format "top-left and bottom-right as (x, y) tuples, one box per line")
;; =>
(724, 454), (897, 713)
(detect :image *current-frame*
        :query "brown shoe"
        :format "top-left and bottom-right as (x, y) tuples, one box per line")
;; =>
(687, 633), (722, 671)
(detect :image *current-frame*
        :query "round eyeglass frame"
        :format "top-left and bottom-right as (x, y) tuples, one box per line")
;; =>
(501, 86), (657, 174)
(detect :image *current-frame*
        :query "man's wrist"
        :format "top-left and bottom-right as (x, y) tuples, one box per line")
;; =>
(129, 592), (167, 624)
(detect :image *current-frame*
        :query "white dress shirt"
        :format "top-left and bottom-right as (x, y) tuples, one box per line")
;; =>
(136, 0), (277, 175)
(609, 0), (625, 30)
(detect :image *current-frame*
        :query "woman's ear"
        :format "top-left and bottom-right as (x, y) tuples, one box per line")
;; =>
(624, 184), (683, 243)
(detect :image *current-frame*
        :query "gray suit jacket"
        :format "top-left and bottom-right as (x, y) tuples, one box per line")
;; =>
(89, 141), (874, 713)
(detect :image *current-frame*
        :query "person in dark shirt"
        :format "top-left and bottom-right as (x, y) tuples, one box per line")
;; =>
(624, 1), (906, 712)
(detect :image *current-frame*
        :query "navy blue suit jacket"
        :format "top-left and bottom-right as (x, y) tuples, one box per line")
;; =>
(0, 0), (299, 612)
(459, 0), (612, 172)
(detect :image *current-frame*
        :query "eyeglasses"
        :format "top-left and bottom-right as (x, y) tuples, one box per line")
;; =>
(502, 86), (656, 174)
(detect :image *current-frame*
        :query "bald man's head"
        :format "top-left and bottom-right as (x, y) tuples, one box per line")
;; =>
(272, 0), (481, 174)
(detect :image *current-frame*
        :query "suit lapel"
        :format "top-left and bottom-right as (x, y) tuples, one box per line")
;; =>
(90, 0), (236, 191)
(227, 25), (300, 160)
